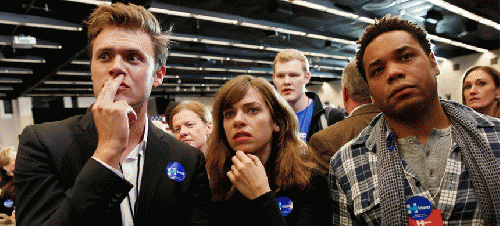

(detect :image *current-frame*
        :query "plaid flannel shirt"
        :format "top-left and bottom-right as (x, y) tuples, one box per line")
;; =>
(330, 100), (500, 225)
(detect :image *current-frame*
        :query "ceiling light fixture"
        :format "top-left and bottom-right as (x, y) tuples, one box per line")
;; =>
(283, 0), (489, 53)
(169, 34), (351, 60)
(0, 12), (82, 31)
(426, 0), (500, 31)
(149, 3), (356, 46)
(63, 0), (111, 5)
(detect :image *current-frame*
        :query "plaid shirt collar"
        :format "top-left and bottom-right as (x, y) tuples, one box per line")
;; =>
(356, 100), (498, 154)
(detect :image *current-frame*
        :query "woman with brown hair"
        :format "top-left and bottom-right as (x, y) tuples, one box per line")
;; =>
(206, 75), (332, 225)
(462, 66), (500, 117)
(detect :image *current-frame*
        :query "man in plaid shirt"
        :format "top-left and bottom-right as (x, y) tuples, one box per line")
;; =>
(330, 15), (500, 225)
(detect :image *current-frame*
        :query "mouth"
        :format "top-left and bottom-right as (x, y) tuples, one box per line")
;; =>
(233, 131), (252, 142)
(469, 97), (480, 102)
(282, 88), (293, 95)
(389, 84), (416, 98)
(118, 82), (129, 89)
(182, 139), (194, 142)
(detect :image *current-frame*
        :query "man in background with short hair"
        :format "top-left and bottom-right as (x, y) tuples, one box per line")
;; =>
(309, 59), (380, 172)
(272, 49), (344, 142)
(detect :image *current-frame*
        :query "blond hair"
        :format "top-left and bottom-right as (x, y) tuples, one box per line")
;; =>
(273, 49), (309, 73)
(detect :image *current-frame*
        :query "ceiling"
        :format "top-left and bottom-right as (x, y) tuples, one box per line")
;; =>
(0, 0), (498, 100)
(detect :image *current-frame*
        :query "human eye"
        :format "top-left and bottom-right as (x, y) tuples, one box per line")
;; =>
(400, 52), (414, 62)
(479, 81), (487, 86)
(248, 106), (260, 114)
(126, 53), (141, 63)
(187, 122), (195, 128)
(97, 52), (111, 61)
(369, 67), (384, 78)
(173, 127), (181, 133)
(463, 84), (472, 90)
(223, 110), (235, 119)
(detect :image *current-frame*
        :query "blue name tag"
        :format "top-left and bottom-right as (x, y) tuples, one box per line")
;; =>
(276, 196), (293, 216)
(4, 199), (13, 208)
(166, 162), (186, 182)
(406, 196), (433, 220)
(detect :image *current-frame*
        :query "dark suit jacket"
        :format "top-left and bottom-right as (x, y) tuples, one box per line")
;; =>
(309, 103), (380, 172)
(14, 113), (211, 226)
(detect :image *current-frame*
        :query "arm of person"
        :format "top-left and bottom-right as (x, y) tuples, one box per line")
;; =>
(331, 171), (358, 226)
(309, 133), (334, 173)
(15, 125), (133, 226)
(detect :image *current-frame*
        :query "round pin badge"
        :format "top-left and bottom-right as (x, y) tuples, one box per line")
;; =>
(276, 196), (293, 216)
(4, 199), (13, 208)
(166, 162), (186, 182)
(406, 196), (433, 220)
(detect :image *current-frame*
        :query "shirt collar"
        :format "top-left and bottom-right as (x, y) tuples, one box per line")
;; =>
(124, 116), (148, 161)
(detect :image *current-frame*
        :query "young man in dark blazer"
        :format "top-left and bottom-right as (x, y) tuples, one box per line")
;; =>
(14, 3), (210, 225)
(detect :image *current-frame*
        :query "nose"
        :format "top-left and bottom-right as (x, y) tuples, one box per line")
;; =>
(467, 86), (478, 96)
(283, 75), (292, 85)
(179, 126), (190, 136)
(232, 111), (246, 128)
(386, 63), (405, 83)
(109, 56), (126, 77)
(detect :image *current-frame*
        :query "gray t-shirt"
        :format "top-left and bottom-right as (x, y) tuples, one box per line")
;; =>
(398, 126), (453, 204)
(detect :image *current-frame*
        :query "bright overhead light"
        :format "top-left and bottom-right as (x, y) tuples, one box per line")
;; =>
(56, 71), (91, 76)
(284, 0), (490, 53)
(426, 0), (500, 31)
(149, 3), (356, 47)
(64, 0), (111, 5)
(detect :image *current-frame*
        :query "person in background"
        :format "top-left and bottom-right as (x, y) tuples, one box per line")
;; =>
(0, 147), (16, 220)
(330, 15), (500, 225)
(462, 65), (500, 117)
(14, 3), (210, 225)
(206, 74), (332, 226)
(272, 49), (344, 142)
(309, 60), (380, 172)
(169, 100), (213, 154)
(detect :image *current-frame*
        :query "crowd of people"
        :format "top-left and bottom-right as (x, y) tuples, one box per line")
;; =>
(4, 2), (499, 226)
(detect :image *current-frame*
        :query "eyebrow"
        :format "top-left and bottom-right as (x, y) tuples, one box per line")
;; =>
(367, 46), (413, 70)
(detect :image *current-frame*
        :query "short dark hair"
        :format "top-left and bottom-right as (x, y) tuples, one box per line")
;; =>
(356, 15), (432, 82)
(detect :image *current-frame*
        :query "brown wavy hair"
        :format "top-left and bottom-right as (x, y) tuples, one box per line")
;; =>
(205, 75), (320, 201)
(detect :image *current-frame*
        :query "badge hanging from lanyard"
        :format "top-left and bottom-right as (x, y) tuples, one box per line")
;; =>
(406, 196), (444, 226)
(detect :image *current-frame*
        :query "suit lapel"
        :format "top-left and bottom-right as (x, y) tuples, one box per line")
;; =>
(135, 121), (177, 220)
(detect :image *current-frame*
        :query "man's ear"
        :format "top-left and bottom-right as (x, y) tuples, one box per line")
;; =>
(428, 52), (440, 76)
(304, 72), (311, 84)
(153, 66), (166, 88)
(342, 86), (349, 103)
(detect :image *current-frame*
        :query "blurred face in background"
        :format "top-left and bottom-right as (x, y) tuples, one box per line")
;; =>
(273, 59), (310, 105)
(463, 69), (500, 115)
(172, 109), (212, 154)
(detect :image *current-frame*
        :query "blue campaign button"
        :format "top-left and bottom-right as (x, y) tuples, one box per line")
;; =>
(406, 196), (433, 220)
(276, 196), (293, 216)
(3, 199), (13, 208)
(166, 162), (186, 182)
(386, 132), (395, 151)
